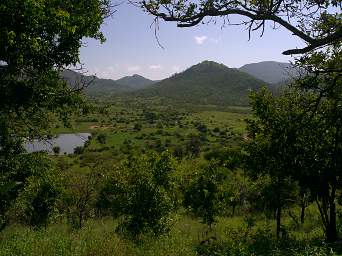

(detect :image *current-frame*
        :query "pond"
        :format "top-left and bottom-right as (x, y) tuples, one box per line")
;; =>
(24, 133), (91, 155)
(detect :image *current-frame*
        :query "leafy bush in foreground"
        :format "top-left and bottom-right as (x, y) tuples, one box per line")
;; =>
(98, 151), (177, 237)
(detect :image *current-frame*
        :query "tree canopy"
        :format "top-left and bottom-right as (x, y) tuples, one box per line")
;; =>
(0, 0), (111, 229)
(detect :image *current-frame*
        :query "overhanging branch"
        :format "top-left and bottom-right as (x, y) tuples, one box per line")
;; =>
(142, 1), (342, 55)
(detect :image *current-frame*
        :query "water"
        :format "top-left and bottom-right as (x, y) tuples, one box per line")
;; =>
(24, 133), (91, 155)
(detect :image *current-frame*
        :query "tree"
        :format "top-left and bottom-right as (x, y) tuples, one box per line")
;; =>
(140, 0), (341, 55)
(184, 164), (227, 229)
(64, 170), (101, 229)
(98, 152), (177, 237)
(0, 0), (111, 229)
(245, 88), (308, 239)
(0, 0), (111, 137)
(222, 170), (250, 216)
(13, 154), (63, 228)
(245, 75), (342, 241)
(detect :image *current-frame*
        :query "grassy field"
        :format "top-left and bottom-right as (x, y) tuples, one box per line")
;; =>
(51, 98), (250, 162)
(0, 207), (335, 256)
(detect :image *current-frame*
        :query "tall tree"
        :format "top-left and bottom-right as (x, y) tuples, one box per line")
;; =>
(246, 68), (342, 241)
(292, 45), (342, 241)
(0, 0), (111, 229)
(245, 88), (304, 239)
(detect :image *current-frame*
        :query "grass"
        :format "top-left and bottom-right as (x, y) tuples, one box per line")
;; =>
(16, 99), (338, 255)
(1, 211), (339, 256)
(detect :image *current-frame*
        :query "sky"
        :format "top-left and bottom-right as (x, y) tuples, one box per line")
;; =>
(79, 2), (306, 80)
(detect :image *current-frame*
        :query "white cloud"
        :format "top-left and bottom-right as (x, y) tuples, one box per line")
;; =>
(195, 36), (207, 45)
(127, 65), (141, 72)
(149, 64), (162, 70)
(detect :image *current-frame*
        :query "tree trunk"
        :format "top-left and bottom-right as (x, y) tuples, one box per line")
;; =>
(326, 189), (337, 242)
(276, 206), (281, 239)
(300, 201), (305, 224)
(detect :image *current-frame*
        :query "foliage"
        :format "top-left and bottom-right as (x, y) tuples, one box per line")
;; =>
(204, 148), (243, 169)
(53, 146), (61, 155)
(98, 151), (177, 237)
(245, 45), (342, 241)
(12, 154), (63, 228)
(245, 87), (315, 238)
(96, 133), (107, 144)
(73, 146), (84, 155)
(0, 0), (111, 229)
(184, 163), (227, 228)
(0, 152), (56, 229)
(63, 169), (101, 229)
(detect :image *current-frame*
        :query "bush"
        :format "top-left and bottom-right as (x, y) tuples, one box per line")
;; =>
(64, 171), (101, 229)
(96, 134), (107, 144)
(97, 152), (177, 237)
(133, 123), (142, 131)
(52, 146), (60, 155)
(14, 157), (63, 228)
(74, 146), (84, 155)
(184, 164), (227, 228)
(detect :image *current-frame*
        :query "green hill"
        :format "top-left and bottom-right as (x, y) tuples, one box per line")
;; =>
(133, 61), (267, 106)
(116, 74), (157, 89)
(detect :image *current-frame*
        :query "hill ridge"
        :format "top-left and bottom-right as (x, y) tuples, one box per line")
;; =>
(133, 61), (267, 106)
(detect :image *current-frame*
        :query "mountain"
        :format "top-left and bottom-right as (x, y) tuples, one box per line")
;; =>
(62, 70), (157, 96)
(134, 61), (267, 106)
(116, 74), (157, 89)
(239, 61), (298, 84)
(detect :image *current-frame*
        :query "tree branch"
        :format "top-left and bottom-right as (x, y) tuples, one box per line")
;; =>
(142, 0), (342, 55)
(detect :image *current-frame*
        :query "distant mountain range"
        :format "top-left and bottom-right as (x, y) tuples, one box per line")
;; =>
(61, 60), (297, 105)
(62, 70), (155, 96)
(239, 61), (297, 84)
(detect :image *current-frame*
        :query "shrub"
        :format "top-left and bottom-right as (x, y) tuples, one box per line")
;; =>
(14, 157), (63, 228)
(96, 134), (107, 145)
(74, 146), (84, 155)
(97, 152), (177, 237)
(184, 164), (227, 228)
(52, 146), (60, 155)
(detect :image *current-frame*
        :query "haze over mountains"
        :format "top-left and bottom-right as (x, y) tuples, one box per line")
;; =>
(239, 61), (297, 84)
(62, 60), (295, 105)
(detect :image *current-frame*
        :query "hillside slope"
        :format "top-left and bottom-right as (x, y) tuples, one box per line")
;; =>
(62, 70), (135, 96)
(239, 61), (297, 84)
(134, 61), (267, 106)
(116, 74), (157, 89)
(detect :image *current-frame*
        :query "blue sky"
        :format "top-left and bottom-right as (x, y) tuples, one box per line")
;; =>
(79, 2), (305, 80)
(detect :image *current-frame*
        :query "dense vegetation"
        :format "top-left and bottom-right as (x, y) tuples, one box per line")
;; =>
(1, 94), (342, 255)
